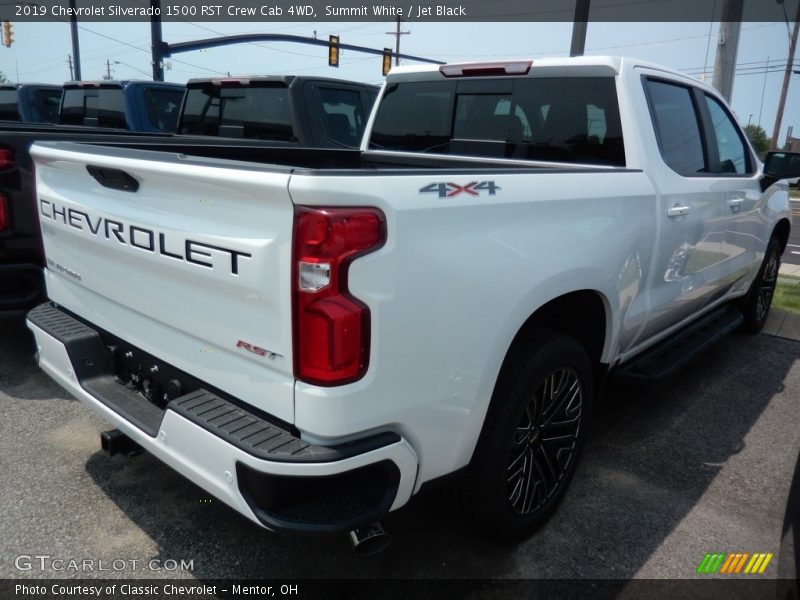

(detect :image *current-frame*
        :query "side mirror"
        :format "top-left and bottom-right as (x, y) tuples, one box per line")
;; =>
(761, 151), (800, 191)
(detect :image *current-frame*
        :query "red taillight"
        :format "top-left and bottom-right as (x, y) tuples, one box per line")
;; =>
(0, 148), (13, 170)
(0, 193), (9, 232)
(293, 206), (386, 386)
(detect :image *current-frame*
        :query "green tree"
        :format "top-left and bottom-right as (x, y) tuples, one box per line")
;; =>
(0, 71), (7, 83)
(743, 124), (770, 157)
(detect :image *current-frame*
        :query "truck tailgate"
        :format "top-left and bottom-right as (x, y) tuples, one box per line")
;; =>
(31, 142), (296, 424)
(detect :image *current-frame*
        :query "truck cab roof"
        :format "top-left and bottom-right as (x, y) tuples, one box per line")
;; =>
(63, 80), (184, 90)
(185, 75), (377, 89)
(385, 55), (710, 91)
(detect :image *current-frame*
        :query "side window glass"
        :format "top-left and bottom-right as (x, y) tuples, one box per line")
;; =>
(645, 79), (706, 175)
(318, 87), (365, 147)
(704, 94), (750, 174)
(34, 89), (61, 123)
(143, 88), (183, 132)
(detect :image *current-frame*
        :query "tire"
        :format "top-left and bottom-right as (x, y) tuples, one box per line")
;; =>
(455, 330), (593, 541)
(740, 236), (781, 334)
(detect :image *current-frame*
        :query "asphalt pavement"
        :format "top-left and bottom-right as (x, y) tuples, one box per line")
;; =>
(0, 312), (798, 588)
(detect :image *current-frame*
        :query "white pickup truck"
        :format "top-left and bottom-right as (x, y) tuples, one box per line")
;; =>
(27, 56), (798, 550)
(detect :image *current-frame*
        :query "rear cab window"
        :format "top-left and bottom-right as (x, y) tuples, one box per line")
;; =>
(60, 86), (127, 129)
(369, 76), (625, 166)
(179, 81), (294, 140)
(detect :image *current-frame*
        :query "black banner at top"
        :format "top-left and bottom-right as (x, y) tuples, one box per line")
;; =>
(2, 0), (799, 22)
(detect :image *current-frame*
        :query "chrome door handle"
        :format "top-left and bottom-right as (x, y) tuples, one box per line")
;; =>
(667, 206), (690, 218)
(727, 198), (744, 208)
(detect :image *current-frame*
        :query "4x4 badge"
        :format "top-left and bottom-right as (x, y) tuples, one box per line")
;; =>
(419, 181), (501, 198)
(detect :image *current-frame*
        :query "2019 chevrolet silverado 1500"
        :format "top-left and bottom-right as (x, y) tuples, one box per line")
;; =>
(26, 57), (798, 550)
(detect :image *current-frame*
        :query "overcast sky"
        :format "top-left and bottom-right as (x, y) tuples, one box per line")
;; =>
(1, 20), (798, 141)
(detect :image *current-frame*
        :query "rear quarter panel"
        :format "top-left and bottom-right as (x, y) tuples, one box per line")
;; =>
(289, 167), (656, 486)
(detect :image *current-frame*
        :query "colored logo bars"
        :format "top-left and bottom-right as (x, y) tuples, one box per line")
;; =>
(696, 552), (774, 575)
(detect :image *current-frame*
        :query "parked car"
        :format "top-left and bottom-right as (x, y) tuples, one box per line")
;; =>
(0, 83), (61, 124)
(766, 151), (800, 187)
(25, 56), (798, 550)
(59, 80), (185, 133)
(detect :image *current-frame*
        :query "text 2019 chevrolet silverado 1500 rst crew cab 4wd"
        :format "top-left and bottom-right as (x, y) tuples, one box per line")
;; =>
(26, 56), (798, 549)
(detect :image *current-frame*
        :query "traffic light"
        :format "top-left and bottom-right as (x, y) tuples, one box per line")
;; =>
(2, 21), (12, 48)
(328, 35), (339, 67)
(382, 48), (392, 76)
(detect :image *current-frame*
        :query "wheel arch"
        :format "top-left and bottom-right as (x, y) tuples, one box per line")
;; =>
(503, 289), (610, 375)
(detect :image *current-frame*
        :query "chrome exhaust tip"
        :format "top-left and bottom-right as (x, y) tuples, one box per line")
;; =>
(348, 522), (392, 555)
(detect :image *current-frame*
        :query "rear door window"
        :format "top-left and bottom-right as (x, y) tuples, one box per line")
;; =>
(644, 79), (707, 176)
(369, 76), (624, 166)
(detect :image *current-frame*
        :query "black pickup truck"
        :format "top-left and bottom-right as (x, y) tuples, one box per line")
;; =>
(0, 75), (378, 311)
(178, 75), (378, 147)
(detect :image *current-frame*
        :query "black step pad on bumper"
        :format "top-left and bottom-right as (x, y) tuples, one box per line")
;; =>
(612, 304), (743, 384)
(29, 303), (165, 436)
(169, 390), (400, 463)
(28, 302), (399, 462)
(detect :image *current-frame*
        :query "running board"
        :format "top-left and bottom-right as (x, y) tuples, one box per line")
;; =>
(611, 305), (743, 384)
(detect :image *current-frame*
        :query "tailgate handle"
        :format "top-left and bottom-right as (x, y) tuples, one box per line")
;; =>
(86, 165), (139, 192)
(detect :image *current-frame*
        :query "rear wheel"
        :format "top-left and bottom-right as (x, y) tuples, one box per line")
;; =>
(740, 236), (781, 334)
(456, 330), (593, 541)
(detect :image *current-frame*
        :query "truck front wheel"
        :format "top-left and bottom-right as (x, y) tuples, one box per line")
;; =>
(457, 330), (593, 541)
(740, 236), (781, 334)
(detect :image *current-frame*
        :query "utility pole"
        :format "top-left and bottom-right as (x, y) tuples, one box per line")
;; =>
(386, 16), (409, 67)
(712, 0), (744, 102)
(150, 0), (165, 81)
(68, 0), (81, 80)
(67, 55), (74, 80)
(569, 0), (591, 57)
(105, 59), (112, 79)
(771, 0), (800, 150)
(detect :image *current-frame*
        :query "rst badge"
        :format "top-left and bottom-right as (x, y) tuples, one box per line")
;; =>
(419, 181), (501, 198)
